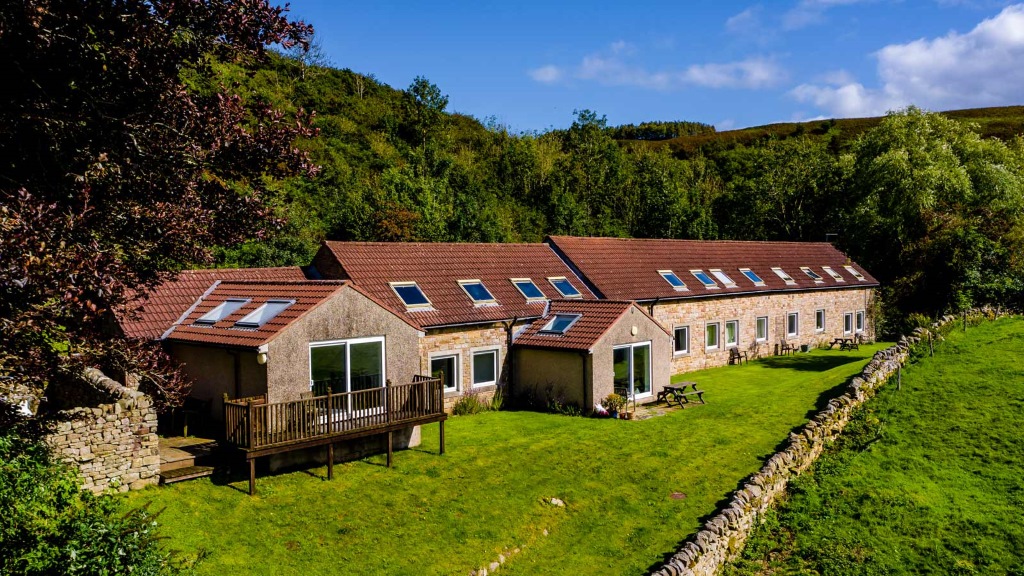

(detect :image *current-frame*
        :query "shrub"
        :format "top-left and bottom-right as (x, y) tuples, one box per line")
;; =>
(0, 402), (198, 575)
(451, 392), (485, 416)
(602, 393), (627, 413)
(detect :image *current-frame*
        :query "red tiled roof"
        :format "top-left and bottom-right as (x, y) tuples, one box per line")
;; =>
(514, 300), (661, 351)
(316, 242), (597, 329)
(164, 281), (346, 349)
(119, 267), (307, 340)
(547, 236), (878, 301)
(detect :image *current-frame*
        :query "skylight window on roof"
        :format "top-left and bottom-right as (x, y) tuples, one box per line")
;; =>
(540, 313), (581, 334)
(195, 298), (249, 325)
(548, 277), (582, 298)
(690, 270), (719, 289)
(822, 266), (845, 282)
(801, 267), (825, 283)
(459, 280), (496, 304)
(739, 268), (765, 286)
(511, 278), (545, 301)
(390, 282), (431, 308)
(234, 299), (294, 328)
(844, 265), (867, 281)
(772, 267), (797, 285)
(709, 269), (737, 288)
(658, 270), (688, 291)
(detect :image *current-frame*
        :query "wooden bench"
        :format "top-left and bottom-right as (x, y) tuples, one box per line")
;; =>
(829, 337), (860, 351)
(779, 340), (797, 355)
(657, 382), (706, 408)
(728, 347), (748, 365)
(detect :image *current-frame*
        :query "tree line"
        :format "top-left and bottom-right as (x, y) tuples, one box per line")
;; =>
(219, 53), (1024, 332)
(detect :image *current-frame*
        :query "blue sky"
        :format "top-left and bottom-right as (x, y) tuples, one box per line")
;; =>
(288, 1), (1024, 132)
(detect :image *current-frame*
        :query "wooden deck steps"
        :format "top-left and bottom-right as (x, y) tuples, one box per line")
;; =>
(160, 465), (215, 484)
(159, 436), (219, 484)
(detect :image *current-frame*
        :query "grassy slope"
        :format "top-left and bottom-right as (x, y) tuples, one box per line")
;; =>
(725, 317), (1024, 575)
(644, 105), (1024, 158)
(127, 345), (886, 576)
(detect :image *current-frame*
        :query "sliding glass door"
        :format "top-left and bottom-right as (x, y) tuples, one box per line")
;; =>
(309, 337), (385, 411)
(612, 342), (652, 399)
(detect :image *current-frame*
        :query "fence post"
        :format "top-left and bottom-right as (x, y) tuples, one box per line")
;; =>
(247, 400), (255, 448)
(327, 390), (332, 435)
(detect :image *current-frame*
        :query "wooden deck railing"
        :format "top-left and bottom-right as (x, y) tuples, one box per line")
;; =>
(223, 377), (445, 452)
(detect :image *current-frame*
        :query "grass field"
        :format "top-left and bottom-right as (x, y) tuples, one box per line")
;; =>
(724, 317), (1024, 576)
(125, 344), (887, 575)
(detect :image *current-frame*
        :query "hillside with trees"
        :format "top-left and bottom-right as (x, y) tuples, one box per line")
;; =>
(215, 53), (1024, 330)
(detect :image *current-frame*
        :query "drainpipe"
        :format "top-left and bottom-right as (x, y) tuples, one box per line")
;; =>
(648, 297), (660, 317)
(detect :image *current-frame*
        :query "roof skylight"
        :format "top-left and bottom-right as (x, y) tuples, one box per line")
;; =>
(844, 265), (867, 281)
(772, 267), (797, 285)
(195, 298), (249, 325)
(709, 269), (737, 288)
(822, 266), (845, 282)
(658, 270), (688, 291)
(540, 313), (581, 334)
(234, 299), (294, 328)
(459, 280), (496, 304)
(690, 270), (719, 289)
(548, 277), (582, 298)
(739, 268), (765, 286)
(801, 267), (825, 283)
(390, 282), (431, 308)
(511, 278), (546, 301)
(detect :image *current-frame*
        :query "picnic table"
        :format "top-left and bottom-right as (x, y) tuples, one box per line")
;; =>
(828, 337), (860, 351)
(657, 381), (706, 408)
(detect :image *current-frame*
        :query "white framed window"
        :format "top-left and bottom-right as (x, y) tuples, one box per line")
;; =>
(235, 299), (294, 328)
(822, 266), (845, 282)
(725, 320), (739, 347)
(844, 312), (853, 334)
(706, 322), (720, 350)
(510, 278), (545, 301)
(740, 268), (766, 286)
(691, 270), (719, 289)
(430, 353), (460, 393)
(844, 265), (867, 281)
(613, 342), (652, 398)
(801, 267), (825, 284)
(390, 281), (431, 309)
(309, 336), (386, 412)
(673, 326), (690, 355)
(856, 310), (865, 333)
(471, 348), (499, 388)
(659, 270), (688, 291)
(772, 267), (797, 286)
(787, 312), (799, 337)
(815, 309), (825, 332)
(195, 298), (249, 325)
(710, 269), (738, 288)
(540, 313), (581, 334)
(756, 316), (768, 342)
(547, 276), (583, 298)
(459, 279), (497, 304)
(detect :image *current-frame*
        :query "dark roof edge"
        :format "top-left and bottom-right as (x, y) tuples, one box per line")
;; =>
(543, 237), (606, 299)
(160, 280), (221, 341)
(631, 283), (879, 304)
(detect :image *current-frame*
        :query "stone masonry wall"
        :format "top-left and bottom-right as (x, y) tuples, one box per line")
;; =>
(649, 312), (972, 576)
(46, 368), (160, 493)
(652, 288), (876, 374)
(420, 321), (530, 412)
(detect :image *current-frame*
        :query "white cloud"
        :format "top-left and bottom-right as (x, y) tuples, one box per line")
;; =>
(726, 6), (762, 34)
(528, 65), (564, 84)
(792, 4), (1024, 117)
(783, 0), (873, 30)
(716, 118), (737, 131)
(529, 42), (786, 90)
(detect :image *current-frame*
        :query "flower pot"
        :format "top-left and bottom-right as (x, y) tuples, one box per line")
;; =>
(609, 410), (618, 419)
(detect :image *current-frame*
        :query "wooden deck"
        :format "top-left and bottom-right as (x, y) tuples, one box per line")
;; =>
(223, 376), (447, 495)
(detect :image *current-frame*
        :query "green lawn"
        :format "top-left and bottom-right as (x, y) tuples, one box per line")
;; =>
(725, 317), (1024, 575)
(126, 344), (887, 576)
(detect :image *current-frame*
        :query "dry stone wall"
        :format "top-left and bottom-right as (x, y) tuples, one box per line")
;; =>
(649, 313), (970, 576)
(46, 368), (160, 493)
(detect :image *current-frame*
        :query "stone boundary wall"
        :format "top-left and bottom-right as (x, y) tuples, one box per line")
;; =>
(650, 313), (974, 576)
(46, 368), (160, 493)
